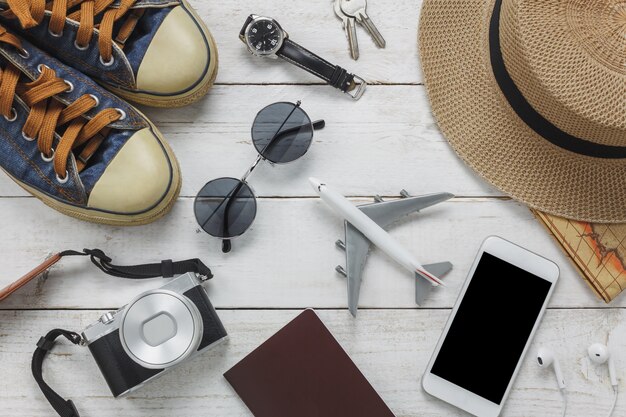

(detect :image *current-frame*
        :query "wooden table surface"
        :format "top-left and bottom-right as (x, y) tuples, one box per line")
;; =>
(1, 1), (623, 416)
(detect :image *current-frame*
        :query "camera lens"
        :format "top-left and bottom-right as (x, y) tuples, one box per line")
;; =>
(119, 290), (203, 369)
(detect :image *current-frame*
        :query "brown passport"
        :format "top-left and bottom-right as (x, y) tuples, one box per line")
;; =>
(224, 309), (396, 417)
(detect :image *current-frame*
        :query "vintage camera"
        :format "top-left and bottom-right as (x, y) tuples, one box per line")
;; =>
(81, 272), (227, 397)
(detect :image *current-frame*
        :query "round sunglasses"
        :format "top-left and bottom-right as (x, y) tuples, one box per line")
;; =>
(194, 101), (325, 253)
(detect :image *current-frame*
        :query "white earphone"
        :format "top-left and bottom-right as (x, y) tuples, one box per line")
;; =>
(588, 343), (618, 387)
(537, 343), (619, 417)
(537, 347), (566, 390)
(536, 345), (621, 417)
(537, 347), (567, 417)
(587, 343), (618, 417)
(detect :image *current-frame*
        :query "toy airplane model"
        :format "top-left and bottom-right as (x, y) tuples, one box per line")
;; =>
(309, 178), (454, 317)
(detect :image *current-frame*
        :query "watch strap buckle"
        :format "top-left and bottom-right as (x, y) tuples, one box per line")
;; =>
(346, 75), (367, 100)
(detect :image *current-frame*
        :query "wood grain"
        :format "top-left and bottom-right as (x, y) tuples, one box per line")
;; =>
(0, 309), (623, 417)
(196, 0), (426, 84)
(0, 198), (611, 310)
(0, 85), (499, 198)
(0, 0), (621, 416)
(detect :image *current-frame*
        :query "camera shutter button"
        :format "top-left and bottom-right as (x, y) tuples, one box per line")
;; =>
(100, 312), (115, 324)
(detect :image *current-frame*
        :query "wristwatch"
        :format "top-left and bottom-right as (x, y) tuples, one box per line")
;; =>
(239, 15), (367, 100)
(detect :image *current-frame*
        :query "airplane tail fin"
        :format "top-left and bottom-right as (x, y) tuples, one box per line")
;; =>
(415, 268), (446, 287)
(415, 262), (453, 305)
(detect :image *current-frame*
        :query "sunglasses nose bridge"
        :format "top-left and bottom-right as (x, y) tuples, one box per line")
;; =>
(241, 154), (264, 183)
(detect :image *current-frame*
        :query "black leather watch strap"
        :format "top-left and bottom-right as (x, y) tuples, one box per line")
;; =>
(240, 15), (366, 99)
(277, 39), (364, 97)
(239, 15), (254, 39)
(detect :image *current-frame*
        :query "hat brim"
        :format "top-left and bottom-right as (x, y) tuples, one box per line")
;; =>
(419, 0), (626, 223)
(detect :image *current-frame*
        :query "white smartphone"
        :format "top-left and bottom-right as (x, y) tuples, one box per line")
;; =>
(422, 236), (559, 417)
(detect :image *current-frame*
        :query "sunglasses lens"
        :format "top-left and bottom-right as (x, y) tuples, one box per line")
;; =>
(252, 102), (313, 164)
(194, 177), (257, 239)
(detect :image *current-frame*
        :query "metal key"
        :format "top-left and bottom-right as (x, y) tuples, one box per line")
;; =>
(334, 0), (359, 60)
(341, 0), (386, 49)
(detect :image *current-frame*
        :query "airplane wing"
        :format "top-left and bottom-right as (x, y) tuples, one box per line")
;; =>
(357, 192), (454, 228)
(343, 221), (372, 317)
(340, 192), (455, 317)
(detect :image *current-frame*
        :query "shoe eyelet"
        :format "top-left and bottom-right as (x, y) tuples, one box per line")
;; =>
(37, 64), (50, 74)
(115, 108), (126, 121)
(21, 131), (35, 141)
(56, 171), (69, 184)
(73, 40), (89, 51)
(4, 107), (17, 122)
(48, 28), (63, 37)
(99, 55), (115, 67)
(41, 149), (55, 162)
(89, 94), (100, 107)
(64, 80), (74, 93)
(18, 48), (30, 59)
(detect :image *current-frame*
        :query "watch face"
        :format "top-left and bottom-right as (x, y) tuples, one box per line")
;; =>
(246, 18), (283, 55)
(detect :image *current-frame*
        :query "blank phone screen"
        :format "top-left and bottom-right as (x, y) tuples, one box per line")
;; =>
(431, 252), (552, 404)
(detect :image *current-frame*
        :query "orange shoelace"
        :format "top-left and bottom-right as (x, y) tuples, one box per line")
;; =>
(3, 0), (143, 64)
(0, 27), (123, 181)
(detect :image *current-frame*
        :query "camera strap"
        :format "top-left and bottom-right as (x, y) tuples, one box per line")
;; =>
(32, 329), (83, 417)
(24, 249), (214, 417)
(1, 248), (213, 301)
(58, 248), (213, 280)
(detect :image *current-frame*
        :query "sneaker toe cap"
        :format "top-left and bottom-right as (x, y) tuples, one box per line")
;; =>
(88, 127), (177, 214)
(136, 5), (214, 95)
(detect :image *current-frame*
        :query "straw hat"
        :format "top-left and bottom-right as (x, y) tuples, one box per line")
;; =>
(419, 0), (626, 222)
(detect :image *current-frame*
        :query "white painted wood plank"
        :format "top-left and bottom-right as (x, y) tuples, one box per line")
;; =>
(0, 309), (623, 417)
(2, 2), (617, 417)
(195, 0), (425, 84)
(148, 85), (497, 198)
(0, 197), (616, 310)
(0, 85), (500, 197)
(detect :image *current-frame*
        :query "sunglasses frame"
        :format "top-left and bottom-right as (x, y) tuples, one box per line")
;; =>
(195, 101), (325, 253)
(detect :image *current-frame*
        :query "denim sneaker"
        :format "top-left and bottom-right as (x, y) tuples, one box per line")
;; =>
(0, 25), (180, 224)
(0, 0), (217, 107)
